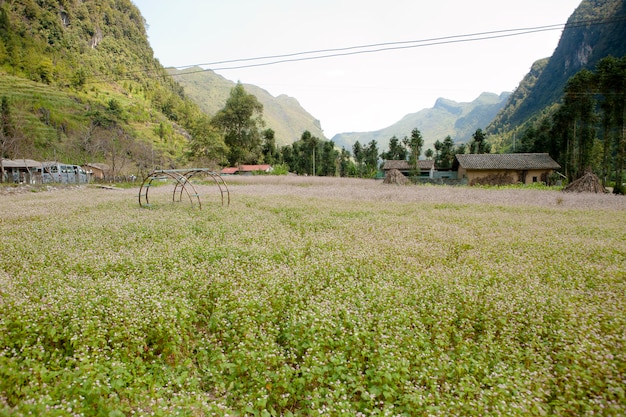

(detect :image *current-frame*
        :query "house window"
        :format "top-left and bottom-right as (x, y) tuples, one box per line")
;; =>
(532, 176), (538, 183)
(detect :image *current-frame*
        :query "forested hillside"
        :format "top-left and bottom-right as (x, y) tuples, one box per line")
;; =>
(486, 0), (626, 192)
(487, 0), (626, 141)
(0, 0), (219, 175)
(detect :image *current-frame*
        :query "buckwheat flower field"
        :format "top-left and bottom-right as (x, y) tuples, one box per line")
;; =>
(1, 176), (625, 416)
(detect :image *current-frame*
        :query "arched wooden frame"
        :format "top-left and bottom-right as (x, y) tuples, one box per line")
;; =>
(139, 169), (230, 209)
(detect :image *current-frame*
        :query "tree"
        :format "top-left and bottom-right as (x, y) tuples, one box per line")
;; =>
(0, 96), (15, 159)
(404, 128), (424, 175)
(363, 140), (379, 177)
(380, 136), (407, 161)
(435, 136), (456, 169)
(188, 114), (227, 167)
(301, 130), (319, 175)
(261, 128), (279, 165)
(561, 69), (597, 181)
(102, 126), (133, 179)
(339, 147), (351, 177)
(0, 96), (13, 181)
(596, 56), (626, 194)
(279, 144), (295, 172)
(352, 141), (364, 166)
(468, 128), (491, 154)
(279, 131), (336, 176)
(351, 140), (378, 177)
(518, 118), (552, 154)
(211, 82), (264, 166)
(320, 140), (339, 176)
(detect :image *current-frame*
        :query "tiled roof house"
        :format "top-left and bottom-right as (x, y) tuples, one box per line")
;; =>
(454, 153), (561, 185)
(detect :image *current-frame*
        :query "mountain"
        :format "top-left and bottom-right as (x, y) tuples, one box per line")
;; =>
(487, 0), (626, 142)
(0, 0), (211, 173)
(169, 67), (325, 147)
(331, 92), (510, 153)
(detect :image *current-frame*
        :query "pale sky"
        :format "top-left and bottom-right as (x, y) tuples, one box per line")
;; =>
(131, 0), (582, 138)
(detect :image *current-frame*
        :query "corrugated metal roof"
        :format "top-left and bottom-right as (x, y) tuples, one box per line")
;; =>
(455, 153), (560, 170)
(1, 158), (42, 168)
(220, 167), (238, 174)
(240, 164), (271, 172)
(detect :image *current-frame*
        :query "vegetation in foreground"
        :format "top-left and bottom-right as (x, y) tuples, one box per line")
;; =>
(0, 177), (625, 416)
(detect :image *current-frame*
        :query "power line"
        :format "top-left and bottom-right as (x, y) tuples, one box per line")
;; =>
(171, 28), (556, 73)
(180, 24), (566, 69)
(89, 15), (626, 83)
(168, 15), (626, 74)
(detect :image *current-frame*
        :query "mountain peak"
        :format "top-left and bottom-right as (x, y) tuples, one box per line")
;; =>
(433, 98), (462, 114)
(331, 92), (510, 152)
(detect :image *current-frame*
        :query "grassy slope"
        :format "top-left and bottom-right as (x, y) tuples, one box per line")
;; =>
(1, 178), (625, 416)
(0, 72), (185, 164)
(0, 0), (200, 168)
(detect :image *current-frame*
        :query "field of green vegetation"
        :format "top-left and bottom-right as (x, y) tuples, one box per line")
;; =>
(1, 177), (625, 416)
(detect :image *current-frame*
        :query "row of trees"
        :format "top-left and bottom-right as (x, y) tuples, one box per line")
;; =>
(518, 55), (625, 193)
(189, 83), (499, 178)
(0, 75), (496, 181)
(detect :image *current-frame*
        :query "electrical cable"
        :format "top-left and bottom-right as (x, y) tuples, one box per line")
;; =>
(169, 15), (626, 73)
(88, 15), (626, 83)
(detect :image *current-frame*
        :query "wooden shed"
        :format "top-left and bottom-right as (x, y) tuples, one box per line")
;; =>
(82, 163), (110, 180)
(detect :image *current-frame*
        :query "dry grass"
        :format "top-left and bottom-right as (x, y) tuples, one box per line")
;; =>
(224, 176), (626, 210)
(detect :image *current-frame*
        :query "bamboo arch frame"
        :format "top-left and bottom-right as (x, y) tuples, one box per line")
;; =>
(139, 169), (230, 209)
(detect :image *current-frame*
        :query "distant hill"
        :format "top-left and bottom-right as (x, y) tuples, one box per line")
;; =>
(331, 92), (510, 153)
(487, 0), (626, 144)
(169, 67), (326, 147)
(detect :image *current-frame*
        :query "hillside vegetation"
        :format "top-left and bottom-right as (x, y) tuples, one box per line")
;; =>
(487, 0), (626, 144)
(0, 0), (213, 174)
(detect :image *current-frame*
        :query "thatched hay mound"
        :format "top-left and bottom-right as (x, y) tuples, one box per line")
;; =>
(383, 169), (409, 185)
(563, 171), (607, 193)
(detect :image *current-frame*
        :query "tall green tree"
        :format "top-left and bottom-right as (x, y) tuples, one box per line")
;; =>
(188, 114), (227, 167)
(596, 56), (626, 194)
(350, 140), (378, 177)
(435, 136), (456, 169)
(339, 147), (351, 177)
(300, 130), (319, 175)
(404, 128), (424, 175)
(518, 118), (553, 155)
(380, 136), (407, 161)
(0, 96), (14, 159)
(261, 128), (279, 165)
(352, 141), (364, 167)
(363, 140), (380, 177)
(211, 82), (264, 166)
(320, 141), (339, 176)
(468, 128), (492, 154)
(561, 69), (597, 181)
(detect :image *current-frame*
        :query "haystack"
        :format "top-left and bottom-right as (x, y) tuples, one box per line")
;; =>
(383, 169), (409, 185)
(563, 170), (607, 193)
